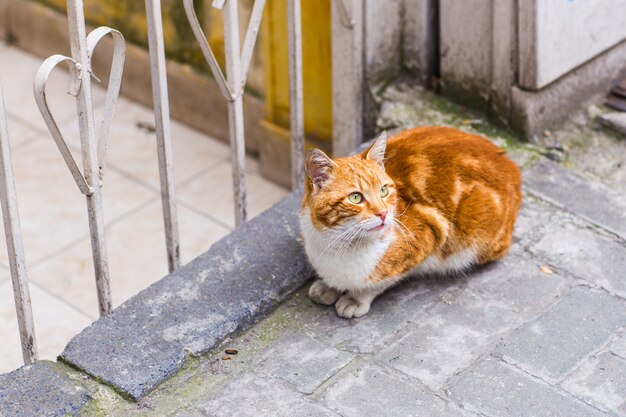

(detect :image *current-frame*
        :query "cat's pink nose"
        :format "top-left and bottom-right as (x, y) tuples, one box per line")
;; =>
(376, 211), (387, 223)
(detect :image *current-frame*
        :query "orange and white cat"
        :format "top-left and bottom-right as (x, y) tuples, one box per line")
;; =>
(300, 127), (522, 318)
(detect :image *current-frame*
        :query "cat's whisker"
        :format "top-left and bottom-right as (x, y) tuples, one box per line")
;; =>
(340, 226), (368, 260)
(319, 222), (362, 256)
(395, 201), (412, 219)
(334, 228), (360, 260)
(394, 218), (417, 243)
(391, 218), (418, 250)
(390, 221), (411, 249)
(383, 149), (400, 165)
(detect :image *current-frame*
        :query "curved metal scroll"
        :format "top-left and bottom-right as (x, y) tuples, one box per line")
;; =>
(183, 0), (269, 226)
(86, 27), (126, 181)
(33, 26), (125, 194)
(183, 0), (233, 101)
(183, 0), (266, 100)
(33, 16), (125, 317)
(33, 54), (94, 196)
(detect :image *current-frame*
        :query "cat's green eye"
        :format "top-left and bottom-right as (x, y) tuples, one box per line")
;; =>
(380, 185), (389, 197)
(348, 192), (364, 204)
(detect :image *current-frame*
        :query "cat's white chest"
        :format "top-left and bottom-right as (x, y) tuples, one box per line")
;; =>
(300, 210), (392, 291)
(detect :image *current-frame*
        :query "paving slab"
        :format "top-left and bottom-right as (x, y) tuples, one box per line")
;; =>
(304, 276), (448, 354)
(496, 287), (626, 383)
(376, 256), (567, 390)
(449, 358), (606, 417)
(610, 333), (626, 360)
(187, 374), (339, 417)
(513, 198), (558, 243)
(253, 332), (354, 394)
(61, 192), (313, 399)
(598, 111), (626, 137)
(0, 361), (91, 417)
(530, 221), (626, 298)
(562, 352), (626, 415)
(524, 159), (626, 239)
(321, 363), (471, 417)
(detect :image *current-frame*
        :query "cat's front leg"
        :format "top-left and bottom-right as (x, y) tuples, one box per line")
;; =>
(335, 286), (384, 319)
(308, 279), (342, 305)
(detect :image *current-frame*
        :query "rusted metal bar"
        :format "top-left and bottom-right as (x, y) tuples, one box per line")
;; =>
(34, 0), (126, 316)
(184, 0), (263, 226)
(221, 0), (247, 226)
(145, 0), (181, 272)
(0, 81), (38, 365)
(67, 0), (112, 316)
(287, 0), (305, 190)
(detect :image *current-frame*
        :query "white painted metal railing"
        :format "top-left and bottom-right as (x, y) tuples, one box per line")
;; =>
(183, 0), (262, 226)
(146, 0), (181, 272)
(4, 0), (307, 367)
(34, 0), (125, 317)
(0, 82), (38, 365)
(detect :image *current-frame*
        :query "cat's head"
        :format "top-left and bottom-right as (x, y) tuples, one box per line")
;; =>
(302, 132), (397, 240)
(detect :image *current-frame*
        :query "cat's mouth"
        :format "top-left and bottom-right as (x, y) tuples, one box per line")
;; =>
(368, 223), (385, 232)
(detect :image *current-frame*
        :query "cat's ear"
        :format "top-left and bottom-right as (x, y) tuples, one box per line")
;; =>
(366, 131), (388, 170)
(305, 149), (336, 191)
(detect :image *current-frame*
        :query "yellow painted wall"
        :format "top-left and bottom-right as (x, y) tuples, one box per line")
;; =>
(262, 0), (332, 143)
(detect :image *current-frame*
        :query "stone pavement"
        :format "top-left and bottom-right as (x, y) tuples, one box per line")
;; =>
(23, 157), (617, 417)
(2, 78), (626, 415)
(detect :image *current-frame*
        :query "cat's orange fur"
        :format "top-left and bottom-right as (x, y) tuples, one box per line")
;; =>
(300, 126), (522, 318)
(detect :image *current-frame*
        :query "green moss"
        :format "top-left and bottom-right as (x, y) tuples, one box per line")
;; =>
(70, 288), (317, 416)
(376, 82), (547, 169)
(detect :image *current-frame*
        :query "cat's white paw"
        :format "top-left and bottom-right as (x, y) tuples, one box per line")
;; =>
(335, 294), (371, 319)
(308, 279), (341, 305)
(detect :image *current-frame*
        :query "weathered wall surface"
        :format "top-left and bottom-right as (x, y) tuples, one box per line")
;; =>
(439, 0), (493, 111)
(402, 0), (437, 86)
(519, 0), (626, 90)
(436, 0), (626, 138)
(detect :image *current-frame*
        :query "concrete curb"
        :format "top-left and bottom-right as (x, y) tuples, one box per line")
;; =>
(0, 361), (91, 417)
(60, 191), (312, 400)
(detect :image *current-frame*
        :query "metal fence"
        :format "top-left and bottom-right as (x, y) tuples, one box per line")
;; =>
(3, 0), (306, 368)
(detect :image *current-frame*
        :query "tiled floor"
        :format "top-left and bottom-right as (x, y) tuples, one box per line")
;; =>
(0, 45), (288, 373)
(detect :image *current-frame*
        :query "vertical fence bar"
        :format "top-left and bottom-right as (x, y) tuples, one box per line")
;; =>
(222, 0), (247, 226)
(185, 0), (269, 227)
(145, 0), (181, 272)
(67, 0), (112, 316)
(0, 82), (38, 365)
(287, 0), (305, 190)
